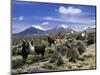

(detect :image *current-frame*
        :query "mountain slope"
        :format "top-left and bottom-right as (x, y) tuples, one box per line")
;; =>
(45, 25), (75, 34)
(14, 26), (45, 36)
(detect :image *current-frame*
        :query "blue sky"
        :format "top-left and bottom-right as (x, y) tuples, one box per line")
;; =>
(12, 0), (96, 33)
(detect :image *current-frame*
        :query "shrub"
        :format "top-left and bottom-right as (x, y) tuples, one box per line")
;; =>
(87, 33), (95, 45)
(47, 64), (55, 69)
(12, 47), (22, 56)
(16, 48), (22, 55)
(64, 39), (86, 62)
(12, 56), (24, 69)
(12, 47), (17, 56)
(56, 54), (64, 66)
(64, 40), (72, 49)
(27, 55), (34, 60)
(26, 54), (39, 64)
(77, 40), (86, 55)
(66, 34), (76, 40)
(77, 47), (85, 55)
(46, 48), (54, 54)
(42, 63), (56, 70)
(57, 45), (67, 56)
(67, 48), (79, 63)
(49, 49), (64, 66)
(49, 51), (59, 63)
(65, 39), (80, 63)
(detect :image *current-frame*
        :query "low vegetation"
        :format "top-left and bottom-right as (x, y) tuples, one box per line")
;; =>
(12, 32), (96, 74)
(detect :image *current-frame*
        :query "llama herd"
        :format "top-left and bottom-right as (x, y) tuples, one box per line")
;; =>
(12, 35), (87, 63)
(20, 36), (57, 60)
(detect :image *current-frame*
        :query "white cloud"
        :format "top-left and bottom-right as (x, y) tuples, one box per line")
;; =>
(44, 17), (61, 22)
(12, 16), (24, 21)
(59, 6), (82, 15)
(19, 16), (24, 21)
(67, 17), (95, 25)
(42, 22), (49, 25)
(44, 16), (95, 25)
(32, 25), (45, 31)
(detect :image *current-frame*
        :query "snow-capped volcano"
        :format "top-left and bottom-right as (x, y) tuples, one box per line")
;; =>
(14, 25), (45, 36)
(32, 25), (46, 31)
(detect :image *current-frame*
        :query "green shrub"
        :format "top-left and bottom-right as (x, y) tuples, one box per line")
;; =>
(12, 56), (24, 69)
(47, 48), (54, 54)
(16, 48), (22, 55)
(26, 54), (37, 64)
(64, 40), (72, 48)
(56, 54), (64, 66)
(12, 47), (17, 56)
(66, 48), (79, 63)
(87, 33), (95, 45)
(27, 55), (34, 60)
(65, 39), (86, 62)
(77, 40), (86, 55)
(49, 47), (64, 66)
(49, 51), (59, 63)
(65, 39), (80, 62)
(47, 64), (55, 69)
(26, 59), (33, 64)
(57, 45), (67, 56)
(77, 47), (86, 55)
(12, 47), (22, 56)
(42, 63), (56, 70)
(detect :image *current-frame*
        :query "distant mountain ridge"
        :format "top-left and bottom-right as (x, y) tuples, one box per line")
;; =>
(45, 25), (75, 34)
(86, 27), (96, 33)
(13, 25), (84, 36)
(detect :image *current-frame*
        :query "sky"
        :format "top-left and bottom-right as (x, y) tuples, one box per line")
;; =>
(12, 0), (96, 33)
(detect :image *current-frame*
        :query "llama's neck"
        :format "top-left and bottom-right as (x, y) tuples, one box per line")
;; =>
(29, 42), (34, 51)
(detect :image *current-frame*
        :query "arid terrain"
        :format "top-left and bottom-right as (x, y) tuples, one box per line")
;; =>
(12, 32), (96, 74)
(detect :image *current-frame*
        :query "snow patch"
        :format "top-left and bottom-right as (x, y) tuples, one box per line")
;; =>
(61, 24), (69, 29)
(32, 25), (46, 31)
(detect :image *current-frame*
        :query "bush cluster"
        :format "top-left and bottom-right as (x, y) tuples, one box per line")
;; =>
(87, 33), (95, 45)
